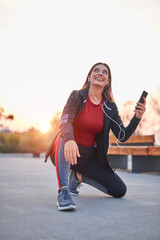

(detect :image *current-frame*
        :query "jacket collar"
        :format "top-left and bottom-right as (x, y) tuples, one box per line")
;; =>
(79, 88), (89, 101)
(79, 87), (114, 117)
(79, 87), (109, 102)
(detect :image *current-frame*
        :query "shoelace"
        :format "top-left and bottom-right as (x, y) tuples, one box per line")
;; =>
(61, 189), (72, 200)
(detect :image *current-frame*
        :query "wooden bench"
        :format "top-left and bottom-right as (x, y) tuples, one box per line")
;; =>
(108, 135), (160, 173)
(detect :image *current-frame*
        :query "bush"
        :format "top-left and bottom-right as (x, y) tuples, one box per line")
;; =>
(0, 133), (20, 153)
(0, 130), (49, 154)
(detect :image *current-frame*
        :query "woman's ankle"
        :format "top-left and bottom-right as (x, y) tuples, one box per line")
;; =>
(76, 172), (82, 182)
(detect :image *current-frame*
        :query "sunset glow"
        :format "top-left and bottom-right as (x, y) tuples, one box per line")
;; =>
(38, 123), (51, 134)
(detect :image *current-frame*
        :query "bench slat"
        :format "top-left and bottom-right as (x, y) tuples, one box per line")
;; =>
(108, 146), (148, 156)
(110, 135), (155, 144)
(148, 146), (160, 156)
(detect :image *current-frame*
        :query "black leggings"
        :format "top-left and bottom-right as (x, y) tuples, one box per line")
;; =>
(55, 137), (127, 198)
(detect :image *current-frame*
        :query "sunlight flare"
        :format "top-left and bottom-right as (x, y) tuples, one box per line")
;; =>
(38, 123), (50, 134)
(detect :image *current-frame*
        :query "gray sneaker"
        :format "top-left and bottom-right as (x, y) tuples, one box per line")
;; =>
(57, 187), (76, 211)
(69, 170), (82, 196)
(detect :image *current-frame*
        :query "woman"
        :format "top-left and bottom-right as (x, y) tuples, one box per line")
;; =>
(45, 62), (146, 211)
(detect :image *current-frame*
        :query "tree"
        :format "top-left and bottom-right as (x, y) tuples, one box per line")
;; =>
(24, 127), (49, 157)
(49, 111), (61, 138)
(142, 86), (160, 145)
(0, 133), (20, 153)
(0, 107), (14, 130)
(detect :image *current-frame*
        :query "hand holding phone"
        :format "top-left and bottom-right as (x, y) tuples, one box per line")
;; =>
(134, 91), (148, 118)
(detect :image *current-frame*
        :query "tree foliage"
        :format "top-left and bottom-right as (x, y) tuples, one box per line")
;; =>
(0, 109), (61, 154)
(0, 106), (14, 131)
(0, 133), (20, 152)
(48, 111), (61, 140)
(0, 107), (14, 121)
(0, 128), (50, 154)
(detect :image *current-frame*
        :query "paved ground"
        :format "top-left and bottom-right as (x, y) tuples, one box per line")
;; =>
(0, 154), (160, 240)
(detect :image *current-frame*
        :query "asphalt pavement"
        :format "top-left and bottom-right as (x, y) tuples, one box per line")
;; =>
(0, 154), (160, 240)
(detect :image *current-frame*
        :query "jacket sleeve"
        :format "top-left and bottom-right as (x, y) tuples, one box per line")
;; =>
(60, 91), (79, 143)
(110, 103), (141, 142)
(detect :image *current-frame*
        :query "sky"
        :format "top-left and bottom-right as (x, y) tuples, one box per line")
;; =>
(0, 0), (160, 133)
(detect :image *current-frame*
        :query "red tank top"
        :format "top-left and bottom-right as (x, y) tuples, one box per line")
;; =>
(73, 96), (104, 147)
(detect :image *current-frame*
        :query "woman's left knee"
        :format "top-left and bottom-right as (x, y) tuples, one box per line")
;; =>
(115, 184), (127, 198)
(112, 183), (127, 198)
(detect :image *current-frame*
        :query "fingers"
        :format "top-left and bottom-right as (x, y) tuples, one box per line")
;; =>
(134, 98), (146, 118)
(64, 150), (77, 165)
(64, 140), (80, 165)
(136, 97), (146, 110)
(76, 145), (81, 158)
(135, 102), (146, 112)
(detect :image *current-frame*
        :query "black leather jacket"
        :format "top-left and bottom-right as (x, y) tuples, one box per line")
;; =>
(59, 88), (140, 169)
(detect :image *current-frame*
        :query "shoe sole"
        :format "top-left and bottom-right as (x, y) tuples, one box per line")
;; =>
(57, 201), (76, 211)
(70, 192), (79, 196)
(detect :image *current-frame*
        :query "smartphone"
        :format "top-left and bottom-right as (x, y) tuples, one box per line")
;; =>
(138, 91), (148, 103)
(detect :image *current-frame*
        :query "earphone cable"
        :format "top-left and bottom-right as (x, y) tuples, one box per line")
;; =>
(90, 86), (125, 148)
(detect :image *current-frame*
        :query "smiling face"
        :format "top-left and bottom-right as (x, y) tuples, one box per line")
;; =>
(88, 64), (110, 88)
